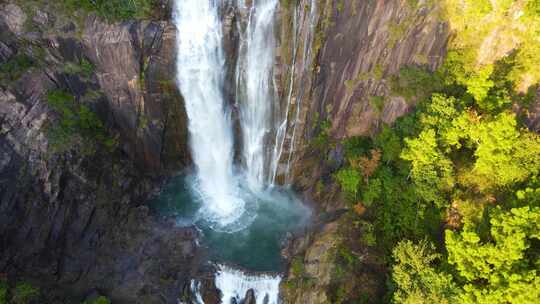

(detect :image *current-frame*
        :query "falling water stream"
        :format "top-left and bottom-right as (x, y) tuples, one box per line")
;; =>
(163, 0), (314, 303)
(235, 0), (279, 190)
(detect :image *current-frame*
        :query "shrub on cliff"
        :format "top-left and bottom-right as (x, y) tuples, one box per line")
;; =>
(82, 296), (111, 304)
(46, 89), (117, 155)
(59, 0), (157, 22)
(11, 282), (39, 304)
(0, 53), (35, 86)
(0, 279), (6, 304)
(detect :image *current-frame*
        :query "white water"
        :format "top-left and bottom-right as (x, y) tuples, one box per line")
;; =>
(174, 0), (287, 302)
(173, 0), (245, 229)
(216, 265), (282, 304)
(236, 0), (279, 191)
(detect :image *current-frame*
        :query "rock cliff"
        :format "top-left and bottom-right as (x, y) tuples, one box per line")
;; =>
(0, 2), (196, 303)
(275, 0), (449, 302)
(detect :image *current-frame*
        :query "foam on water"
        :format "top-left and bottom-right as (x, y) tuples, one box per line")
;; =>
(215, 265), (282, 304)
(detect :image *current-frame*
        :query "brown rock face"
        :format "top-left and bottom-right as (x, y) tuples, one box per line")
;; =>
(275, 0), (450, 302)
(81, 17), (189, 173)
(0, 3), (197, 303)
(274, 0), (448, 182)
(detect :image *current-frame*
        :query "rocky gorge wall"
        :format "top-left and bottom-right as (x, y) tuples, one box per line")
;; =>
(274, 0), (450, 302)
(0, 2), (198, 303)
(275, 0), (449, 187)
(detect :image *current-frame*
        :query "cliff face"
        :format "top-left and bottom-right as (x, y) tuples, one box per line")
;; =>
(80, 16), (189, 172)
(275, 0), (449, 302)
(0, 2), (196, 303)
(275, 0), (448, 179)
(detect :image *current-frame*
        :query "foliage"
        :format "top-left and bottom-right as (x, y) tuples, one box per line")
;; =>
(445, 206), (540, 303)
(401, 129), (454, 207)
(442, 0), (540, 91)
(11, 282), (39, 304)
(467, 113), (540, 187)
(343, 136), (373, 160)
(359, 221), (377, 246)
(63, 58), (94, 78)
(46, 89), (116, 154)
(0, 53), (35, 85)
(390, 65), (443, 102)
(391, 240), (458, 304)
(350, 149), (381, 181)
(334, 2), (540, 303)
(290, 257), (305, 276)
(59, 0), (156, 22)
(335, 167), (361, 199)
(0, 279), (6, 304)
(373, 125), (402, 163)
(370, 96), (386, 112)
(82, 296), (111, 304)
(311, 119), (332, 149)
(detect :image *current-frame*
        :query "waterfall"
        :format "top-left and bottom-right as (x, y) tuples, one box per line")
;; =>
(269, 4), (299, 185)
(284, 0), (318, 183)
(236, 0), (278, 191)
(174, 0), (286, 302)
(216, 265), (281, 304)
(173, 0), (245, 229)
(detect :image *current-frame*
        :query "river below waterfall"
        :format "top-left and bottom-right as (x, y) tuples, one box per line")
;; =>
(151, 175), (310, 272)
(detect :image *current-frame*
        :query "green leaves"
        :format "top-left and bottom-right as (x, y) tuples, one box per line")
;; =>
(391, 240), (458, 304)
(82, 296), (111, 304)
(46, 90), (116, 155)
(401, 129), (454, 207)
(445, 206), (540, 304)
(0, 53), (35, 86)
(60, 0), (156, 22)
(335, 167), (362, 198)
(11, 282), (39, 304)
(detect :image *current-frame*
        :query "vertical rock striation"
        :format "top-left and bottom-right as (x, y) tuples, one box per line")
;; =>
(0, 2), (196, 303)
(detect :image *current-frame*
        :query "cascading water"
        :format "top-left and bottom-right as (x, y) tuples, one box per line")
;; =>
(215, 265), (281, 304)
(171, 1), (310, 303)
(236, 0), (279, 190)
(174, 0), (245, 230)
(271, 0), (319, 185)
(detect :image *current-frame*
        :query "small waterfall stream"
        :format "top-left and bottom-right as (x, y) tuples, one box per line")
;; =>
(236, 0), (279, 190)
(216, 265), (281, 304)
(172, 1), (312, 303)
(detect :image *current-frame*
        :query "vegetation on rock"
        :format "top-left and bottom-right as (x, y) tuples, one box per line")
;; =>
(46, 89), (117, 155)
(329, 1), (540, 303)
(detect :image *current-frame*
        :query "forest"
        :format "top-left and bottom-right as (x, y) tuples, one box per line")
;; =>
(332, 0), (540, 303)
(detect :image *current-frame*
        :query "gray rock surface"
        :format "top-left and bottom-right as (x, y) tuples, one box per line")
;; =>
(0, 3), (197, 303)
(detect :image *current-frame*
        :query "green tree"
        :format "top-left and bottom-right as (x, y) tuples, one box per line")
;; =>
(335, 167), (361, 199)
(401, 129), (454, 207)
(374, 125), (402, 163)
(446, 206), (540, 304)
(468, 112), (540, 187)
(391, 240), (458, 304)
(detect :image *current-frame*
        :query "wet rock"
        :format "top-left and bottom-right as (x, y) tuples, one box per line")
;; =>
(81, 17), (189, 173)
(243, 289), (256, 304)
(277, 0), (449, 184)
